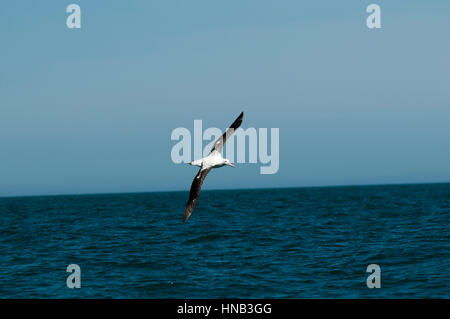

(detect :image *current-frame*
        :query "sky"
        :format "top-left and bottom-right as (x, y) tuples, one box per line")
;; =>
(1, 1), (449, 197)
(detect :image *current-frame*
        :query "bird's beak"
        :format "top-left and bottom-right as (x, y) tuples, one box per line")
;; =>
(227, 162), (235, 168)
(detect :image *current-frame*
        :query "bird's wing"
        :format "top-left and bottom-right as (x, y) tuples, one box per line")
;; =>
(182, 167), (212, 223)
(210, 112), (244, 154)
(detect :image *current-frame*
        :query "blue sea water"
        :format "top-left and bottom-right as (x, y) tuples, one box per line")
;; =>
(0, 183), (449, 298)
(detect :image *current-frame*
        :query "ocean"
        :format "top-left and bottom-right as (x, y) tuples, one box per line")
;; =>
(0, 183), (449, 298)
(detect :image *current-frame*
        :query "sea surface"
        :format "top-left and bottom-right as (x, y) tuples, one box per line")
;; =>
(0, 183), (449, 298)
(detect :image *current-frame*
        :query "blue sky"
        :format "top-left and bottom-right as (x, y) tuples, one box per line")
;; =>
(1, 1), (449, 197)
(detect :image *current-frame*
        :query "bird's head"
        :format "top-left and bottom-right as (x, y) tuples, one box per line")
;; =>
(224, 158), (235, 168)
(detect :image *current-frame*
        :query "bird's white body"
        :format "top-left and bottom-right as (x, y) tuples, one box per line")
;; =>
(189, 151), (234, 171)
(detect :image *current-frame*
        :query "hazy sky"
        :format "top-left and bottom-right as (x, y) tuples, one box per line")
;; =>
(1, 1), (449, 197)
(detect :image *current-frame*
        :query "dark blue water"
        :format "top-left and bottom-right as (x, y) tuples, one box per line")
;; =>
(0, 183), (449, 298)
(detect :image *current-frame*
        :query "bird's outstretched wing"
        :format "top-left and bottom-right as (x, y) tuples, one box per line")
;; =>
(210, 112), (244, 154)
(182, 168), (212, 223)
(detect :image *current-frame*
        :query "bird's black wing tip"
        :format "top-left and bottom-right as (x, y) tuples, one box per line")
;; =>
(182, 211), (191, 223)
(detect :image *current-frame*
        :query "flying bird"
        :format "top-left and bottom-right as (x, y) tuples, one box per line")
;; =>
(182, 112), (244, 223)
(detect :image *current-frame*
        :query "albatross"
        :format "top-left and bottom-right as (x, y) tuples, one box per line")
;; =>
(182, 112), (244, 223)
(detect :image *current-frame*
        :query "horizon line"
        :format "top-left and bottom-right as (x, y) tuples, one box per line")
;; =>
(1, 180), (449, 199)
